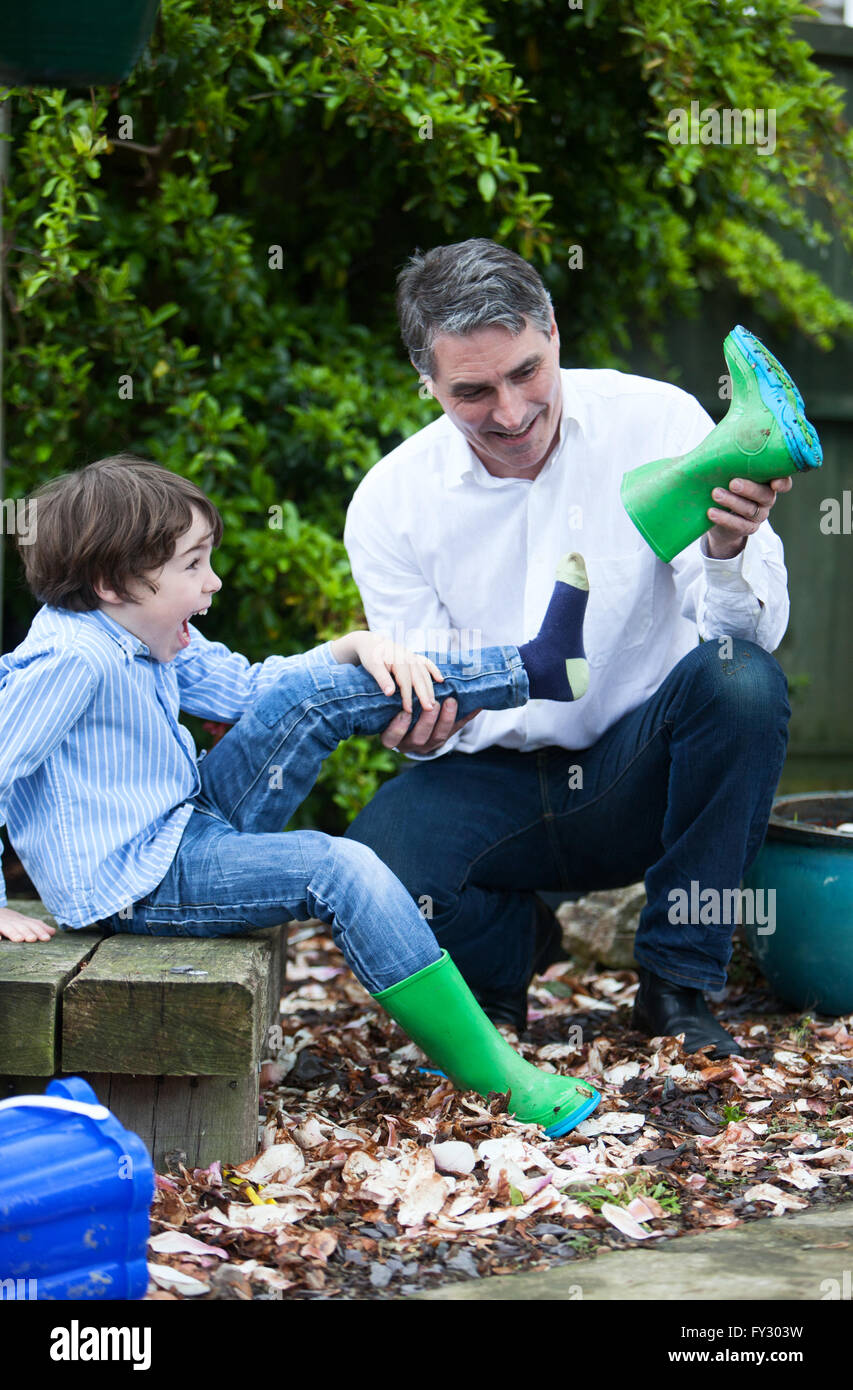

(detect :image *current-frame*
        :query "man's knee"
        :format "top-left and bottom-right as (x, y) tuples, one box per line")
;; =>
(347, 778), (468, 931)
(346, 773), (432, 883)
(683, 638), (791, 726)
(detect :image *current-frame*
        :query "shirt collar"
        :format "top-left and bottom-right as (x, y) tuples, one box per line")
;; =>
(443, 369), (587, 489)
(88, 608), (152, 659)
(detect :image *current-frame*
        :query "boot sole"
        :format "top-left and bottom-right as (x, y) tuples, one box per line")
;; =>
(419, 1068), (602, 1138)
(544, 1087), (601, 1138)
(420, 1067), (601, 1138)
(729, 324), (822, 472)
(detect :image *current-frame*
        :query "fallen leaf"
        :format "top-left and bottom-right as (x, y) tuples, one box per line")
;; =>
(773, 1159), (822, 1192)
(148, 1231), (228, 1260)
(789, 1132), (821, 1149)
(538, 1043), (583, 1062)
(573, 994), (616, 1012)
(627, 1195), (665, 1221)
(299, 1230), (338, 1262)
(743, 1183), (808, 1214)
(603, 1062), (641, 1085)
(477, 1135), (528, 1166)
(600, 1203), (658, 1240)
(202, 1202), (310, 1230)
(576, 1112), (646, 1137)
(430, 1141), (476, 1176)
(147, 1263), (210, 1296)
(292, 1116), (329, 1149)
(698, 1120), (755, 1152)
(241, 1142), (305, 1185)
(397, 1150), (454, 1227)
(698, 1060), (740, 1084)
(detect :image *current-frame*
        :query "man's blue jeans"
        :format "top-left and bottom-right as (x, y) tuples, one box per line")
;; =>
(109, 645), (527, 994)
(346, 639), (791, 994)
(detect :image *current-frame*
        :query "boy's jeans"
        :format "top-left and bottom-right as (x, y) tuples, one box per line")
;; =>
(108, 645), (526, 993)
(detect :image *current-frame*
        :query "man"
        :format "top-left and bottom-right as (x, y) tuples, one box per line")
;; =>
(344, 238), (794, 1057)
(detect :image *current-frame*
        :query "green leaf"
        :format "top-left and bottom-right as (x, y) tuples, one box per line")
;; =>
(477, 170), (497, 202)
(24, 272), (51, 298)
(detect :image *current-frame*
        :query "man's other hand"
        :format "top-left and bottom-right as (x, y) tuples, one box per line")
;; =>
(380, 698), (482, 754)
(0, 907), (57, 942)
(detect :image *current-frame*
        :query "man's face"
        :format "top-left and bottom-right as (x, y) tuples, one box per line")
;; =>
(425, 316), (563, 479)
(95, 506), (222, 662)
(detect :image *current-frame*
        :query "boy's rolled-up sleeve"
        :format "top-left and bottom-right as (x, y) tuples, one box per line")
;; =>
(174, 625), (338, 721)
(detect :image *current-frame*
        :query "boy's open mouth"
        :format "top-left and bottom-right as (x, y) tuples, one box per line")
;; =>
(178, 606), (211, 648)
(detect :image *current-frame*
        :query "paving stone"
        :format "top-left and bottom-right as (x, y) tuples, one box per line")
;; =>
(410, 1201), (853, 1301)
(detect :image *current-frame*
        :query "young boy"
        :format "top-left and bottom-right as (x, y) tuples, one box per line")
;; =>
(0, 456), (599, 1136)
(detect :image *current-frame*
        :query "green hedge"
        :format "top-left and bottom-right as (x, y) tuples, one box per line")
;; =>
(2, 0), (851, 829)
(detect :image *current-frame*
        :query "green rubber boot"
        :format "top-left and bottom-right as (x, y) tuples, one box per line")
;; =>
(373, 950), (600, 1138)
(620, 324), (822, 562)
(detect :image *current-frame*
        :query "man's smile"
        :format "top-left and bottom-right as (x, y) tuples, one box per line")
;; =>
(489, 414), (540, 442)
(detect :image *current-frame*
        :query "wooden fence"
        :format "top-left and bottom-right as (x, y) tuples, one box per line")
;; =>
(628, 21), (853, 762)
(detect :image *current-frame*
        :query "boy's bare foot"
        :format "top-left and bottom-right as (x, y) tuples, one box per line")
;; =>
(0, 907), (57, 942)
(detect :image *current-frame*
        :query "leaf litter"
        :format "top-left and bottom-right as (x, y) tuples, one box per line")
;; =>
(145, 925), (853, 1300)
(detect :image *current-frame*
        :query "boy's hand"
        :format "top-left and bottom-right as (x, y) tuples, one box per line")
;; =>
(0, 906), (57, 942)
(332, 631), (445, 714)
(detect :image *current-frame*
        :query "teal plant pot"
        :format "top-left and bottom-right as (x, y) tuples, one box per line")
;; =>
(0, 0), (160, 87)
(742, 791), (853, 1016)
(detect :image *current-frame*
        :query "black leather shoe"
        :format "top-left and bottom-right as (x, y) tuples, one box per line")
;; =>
(632, 965), (742, 1058)
(473, 896), (567, 1033)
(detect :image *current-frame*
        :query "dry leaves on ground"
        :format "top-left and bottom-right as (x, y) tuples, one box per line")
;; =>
(145, 924), (853, 1300)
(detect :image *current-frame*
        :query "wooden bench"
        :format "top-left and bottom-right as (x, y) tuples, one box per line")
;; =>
(0, 900), (288, 1169)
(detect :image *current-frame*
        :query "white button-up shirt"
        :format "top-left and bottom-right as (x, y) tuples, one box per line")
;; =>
(344, 368), (789, 756)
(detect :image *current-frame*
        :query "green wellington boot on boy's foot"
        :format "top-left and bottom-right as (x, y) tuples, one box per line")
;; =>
(620, 324), (822, 563)
(373, 950), (600, 1138)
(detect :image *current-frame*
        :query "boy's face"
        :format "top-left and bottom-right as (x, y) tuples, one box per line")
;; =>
(95, 507), (222, 662)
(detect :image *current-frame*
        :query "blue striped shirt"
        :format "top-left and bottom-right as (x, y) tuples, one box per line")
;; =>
(0, 606), (336, 927)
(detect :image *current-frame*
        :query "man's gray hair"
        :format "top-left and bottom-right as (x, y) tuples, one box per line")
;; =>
(396, 238), (553, 379)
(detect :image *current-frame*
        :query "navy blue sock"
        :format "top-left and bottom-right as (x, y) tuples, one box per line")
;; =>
(518, 553), (589, 701)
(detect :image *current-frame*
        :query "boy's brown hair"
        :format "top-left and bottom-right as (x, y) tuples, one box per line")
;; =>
(18, 455), (224, 611)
